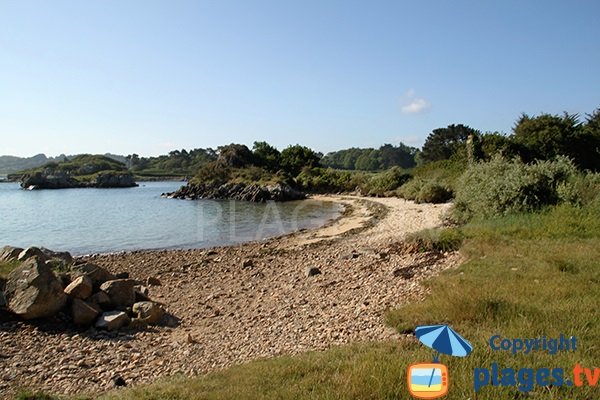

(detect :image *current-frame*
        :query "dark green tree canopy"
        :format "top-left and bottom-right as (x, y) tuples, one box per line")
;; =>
(421, 124), (479, 163)
(216, 144), (255, 168)
(280, 145), (321, 176)
(252, 141), (281, 172)
(321, 143), (417, 171)
(512, 112), (599, 170)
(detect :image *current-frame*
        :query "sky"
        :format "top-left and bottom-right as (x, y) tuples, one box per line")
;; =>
(1, 0), (599, 157)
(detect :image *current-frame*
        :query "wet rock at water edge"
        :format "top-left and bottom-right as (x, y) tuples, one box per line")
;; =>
(0, 246), (23, 263)
(17, 247), (48, 263)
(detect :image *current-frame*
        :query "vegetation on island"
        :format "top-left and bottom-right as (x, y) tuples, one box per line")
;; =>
(13, 154), (137, 189)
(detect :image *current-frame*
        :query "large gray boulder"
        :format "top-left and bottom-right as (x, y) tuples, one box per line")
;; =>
(4, 257), (66, 319)
(100, 279), (136, 307)
(70, 263), (115, 290)
(0, 246), (24, 263)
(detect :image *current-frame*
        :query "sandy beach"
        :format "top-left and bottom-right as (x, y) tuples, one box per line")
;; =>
(0, 196), (461, 397)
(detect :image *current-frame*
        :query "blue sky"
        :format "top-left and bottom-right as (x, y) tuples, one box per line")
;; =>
(1, 0), (599, 157)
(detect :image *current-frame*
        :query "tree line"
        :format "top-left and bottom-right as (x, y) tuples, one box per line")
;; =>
(125, 106), (600, 177)
(420, 109), (600, 171)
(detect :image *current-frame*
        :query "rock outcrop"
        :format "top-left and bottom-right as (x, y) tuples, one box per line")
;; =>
(0, 246), (23, 263)
(0, 245), (173, 331)
(92, 172), (137, 188)
(20, 171), (137, 189)
(20, 171), (81, 189)
(166, 181), (305, 202)
(3, 257), (67, 319)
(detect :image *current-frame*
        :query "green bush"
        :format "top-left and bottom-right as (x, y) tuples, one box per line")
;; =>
(557, 172), (600, 206)
(404, 227), (464, 252)
(453, 155), (581, 221)
(296, 167), (409, 196)
(415, 181), (453, 204)
(296, 167), (367, 193)
(396, 178), (424, 200)
(363, 166), (410, 196)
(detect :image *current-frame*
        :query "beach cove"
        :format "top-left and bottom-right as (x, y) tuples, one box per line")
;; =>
(0, 195), (459, 397)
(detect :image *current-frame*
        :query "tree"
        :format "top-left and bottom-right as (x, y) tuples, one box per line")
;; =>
(252, 141), (281, 172)
(216, 144), (255, 168)
(355, 149), (381, 170)
(420, 124), (479, 164)
(581, 109), (600, 171)
(479, 132), (515, 160)
(512, 113), (579, 161)
(378, 143), (418, 169)
(512, 112), (599, 170)
(280, 145), (321, 176)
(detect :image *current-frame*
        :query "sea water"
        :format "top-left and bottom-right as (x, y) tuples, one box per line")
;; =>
(0, 181), (341, 255)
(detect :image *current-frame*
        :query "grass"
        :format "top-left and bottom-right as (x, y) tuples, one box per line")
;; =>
(387, 202), (600, 398)
(8, 201), (600, 399)
(0, 260), (20, 279)
(404, 227), (464, 252)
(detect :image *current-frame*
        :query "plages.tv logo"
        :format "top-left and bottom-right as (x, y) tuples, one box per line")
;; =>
(407, 324), (473, 399)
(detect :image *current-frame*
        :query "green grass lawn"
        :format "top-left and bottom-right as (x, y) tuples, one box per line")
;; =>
(15, 201), (600, 399)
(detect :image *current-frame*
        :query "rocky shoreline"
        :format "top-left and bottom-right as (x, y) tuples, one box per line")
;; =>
(20, 171), (138, 190)
(165, 181), (305, 202)
(0, 196), (458, 398)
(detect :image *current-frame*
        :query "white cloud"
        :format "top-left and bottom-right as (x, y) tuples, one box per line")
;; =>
(401, 98), (430, 114)
(400, 89), (430, 114)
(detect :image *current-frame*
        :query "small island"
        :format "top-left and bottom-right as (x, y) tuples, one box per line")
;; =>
(14, 154), (137, 189)
(165, 143), (313, 202)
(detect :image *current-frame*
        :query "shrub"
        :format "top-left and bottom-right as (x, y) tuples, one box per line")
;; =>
(404, 227), (464, 252)
(364, 166), (410, 196)
(396, 178), (424, 201)
(453, 155), (580, 221)
(415, 182), (453, 204)
(296, 167), (361, 193)
(557, 172), (600, 206)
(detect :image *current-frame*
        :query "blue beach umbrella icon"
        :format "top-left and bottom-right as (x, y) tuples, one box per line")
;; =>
(415, 324), (473, 362)
(414, 324), (473, 389)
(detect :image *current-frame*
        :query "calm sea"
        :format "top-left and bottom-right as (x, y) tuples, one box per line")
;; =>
(0, 181), (341, 255)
